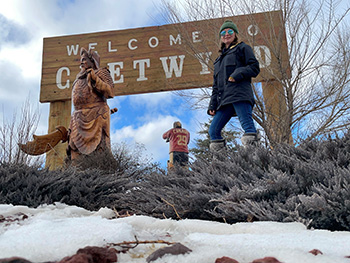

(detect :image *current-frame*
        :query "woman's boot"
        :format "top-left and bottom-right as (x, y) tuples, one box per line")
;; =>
(209, 139), (226, 158)
(241, 132), (260, 147)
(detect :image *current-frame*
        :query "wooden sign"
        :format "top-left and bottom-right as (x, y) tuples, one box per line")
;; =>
(40, 10), (289, 102)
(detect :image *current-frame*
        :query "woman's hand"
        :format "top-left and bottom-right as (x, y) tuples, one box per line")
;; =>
(228, 76), (235, 82)
(209, 110), (216, 116)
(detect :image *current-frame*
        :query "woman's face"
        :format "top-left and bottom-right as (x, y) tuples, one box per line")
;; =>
(220, 28), (236, 47)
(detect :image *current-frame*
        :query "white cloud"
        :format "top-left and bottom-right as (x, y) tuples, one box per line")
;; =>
(111, 115), (179, 162)
(128, 91), (175, 110)
(0, 0), (211, 165)
(0, 0), (166, 141)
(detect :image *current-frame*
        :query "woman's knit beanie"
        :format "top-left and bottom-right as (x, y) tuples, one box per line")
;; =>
(219, 20), (239, 35)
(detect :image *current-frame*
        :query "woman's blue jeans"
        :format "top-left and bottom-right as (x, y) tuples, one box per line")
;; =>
(209, 102), (257, 140)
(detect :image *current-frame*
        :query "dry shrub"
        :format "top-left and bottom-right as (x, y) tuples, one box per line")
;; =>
(0, 97), (44, 167)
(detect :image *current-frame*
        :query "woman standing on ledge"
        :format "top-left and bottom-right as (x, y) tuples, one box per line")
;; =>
(207, 20), (260, 153)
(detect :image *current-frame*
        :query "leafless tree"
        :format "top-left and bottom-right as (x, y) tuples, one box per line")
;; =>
(160, 0), (350, 146)
(0, 97), (44, 166)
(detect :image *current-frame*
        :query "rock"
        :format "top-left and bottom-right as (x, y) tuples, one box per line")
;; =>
(146, 243), (192, 262)
(58, 246), (117, 263)
(76, 247), (117, 263)
(251, 257), (282, 263)
(309, 249), (323, 255)
(215, 256), (240, 263)
(58, 253), (92, 263)
(0, 257), (32, 263)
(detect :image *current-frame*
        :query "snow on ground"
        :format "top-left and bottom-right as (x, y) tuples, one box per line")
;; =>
(0, 203), (350, 263)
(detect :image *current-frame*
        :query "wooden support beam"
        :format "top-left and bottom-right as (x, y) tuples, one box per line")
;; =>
(45, 100), (71, 170)
(261, 80), (293, 144)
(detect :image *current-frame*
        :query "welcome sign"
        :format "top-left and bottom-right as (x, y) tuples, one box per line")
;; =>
(40, 10), (289, 102)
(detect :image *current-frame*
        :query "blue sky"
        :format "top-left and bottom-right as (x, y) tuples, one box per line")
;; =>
(0, 0), (210, 168)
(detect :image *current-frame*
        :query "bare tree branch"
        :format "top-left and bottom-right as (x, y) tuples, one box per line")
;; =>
(161, 0), (350, 145)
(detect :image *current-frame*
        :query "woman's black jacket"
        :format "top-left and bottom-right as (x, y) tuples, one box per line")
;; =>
(207, 41), (260, 115)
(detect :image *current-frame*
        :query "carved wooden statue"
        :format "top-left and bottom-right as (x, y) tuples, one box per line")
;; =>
(19, 48), (116, 166)
(19, 126), (68, 156)
(67, 47), (114, 163)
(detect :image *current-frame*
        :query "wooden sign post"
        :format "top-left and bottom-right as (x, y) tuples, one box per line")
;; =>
(41, 10), (290, 169)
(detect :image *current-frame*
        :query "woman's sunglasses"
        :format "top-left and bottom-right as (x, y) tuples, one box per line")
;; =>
(220, 29), (234, 36)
